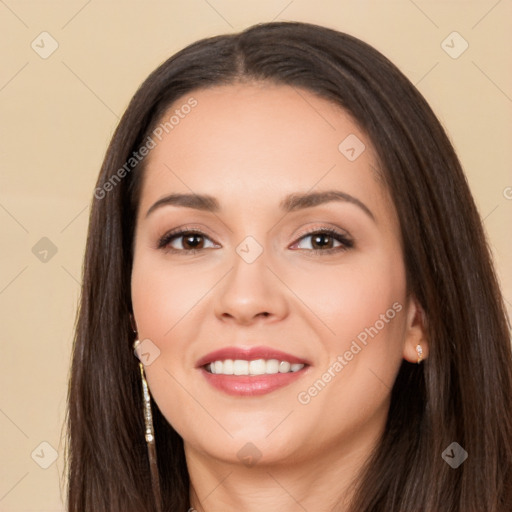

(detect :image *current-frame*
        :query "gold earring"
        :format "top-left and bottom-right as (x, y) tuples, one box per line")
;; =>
(133, 339), (162, 511)
(416, 344), (424, 364)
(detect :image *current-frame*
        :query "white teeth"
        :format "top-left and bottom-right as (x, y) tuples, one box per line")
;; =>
(222, 359), (234, 374)
(279, 361), (291, 373)
(207, 359), (305, 376)
(233, 360), (249, 375)
(266, 359), (279, 374)
(249, 359), (267, 375)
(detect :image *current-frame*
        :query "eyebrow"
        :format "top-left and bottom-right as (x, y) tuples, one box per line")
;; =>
(145, 190), (375, 221)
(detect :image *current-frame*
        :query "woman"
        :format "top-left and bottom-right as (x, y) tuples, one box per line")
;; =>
(65, 21), (512, 511)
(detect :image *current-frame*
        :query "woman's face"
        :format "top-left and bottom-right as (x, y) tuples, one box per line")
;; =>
(131, 83), (425, 468)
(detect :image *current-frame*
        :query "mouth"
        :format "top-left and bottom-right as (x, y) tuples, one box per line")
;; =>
(196, 346), (311, 396)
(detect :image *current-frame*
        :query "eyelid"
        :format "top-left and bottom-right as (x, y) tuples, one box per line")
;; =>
(292, 224), (352, 243)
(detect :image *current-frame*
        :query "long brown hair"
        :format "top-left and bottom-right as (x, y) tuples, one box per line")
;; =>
(65, 21), (512, 511)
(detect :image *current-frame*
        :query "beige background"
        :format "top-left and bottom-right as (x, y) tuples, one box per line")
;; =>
(0, 1), (511, 510)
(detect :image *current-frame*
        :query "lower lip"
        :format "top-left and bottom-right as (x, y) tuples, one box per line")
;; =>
(199, 366), (309, 396)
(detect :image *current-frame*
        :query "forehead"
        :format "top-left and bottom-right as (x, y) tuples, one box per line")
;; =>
(137, 83), (389, 218)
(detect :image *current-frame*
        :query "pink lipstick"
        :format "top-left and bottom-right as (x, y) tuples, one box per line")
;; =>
(196, 345), (311, 397)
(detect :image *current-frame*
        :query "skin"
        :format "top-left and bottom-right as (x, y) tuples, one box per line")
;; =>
(130, 82), (428, 512)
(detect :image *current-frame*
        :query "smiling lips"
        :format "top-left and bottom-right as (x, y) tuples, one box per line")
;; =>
(196, 345), (311, 396)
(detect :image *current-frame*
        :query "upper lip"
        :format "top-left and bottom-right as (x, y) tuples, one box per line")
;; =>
(195, 345), (311, 368)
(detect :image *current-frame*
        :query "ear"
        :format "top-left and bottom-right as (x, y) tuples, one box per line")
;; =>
(402, 295), (428, 363)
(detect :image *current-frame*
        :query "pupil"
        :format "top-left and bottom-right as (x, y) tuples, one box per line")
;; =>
(313, 234), (331, 249)
(185, 234), (202, 249)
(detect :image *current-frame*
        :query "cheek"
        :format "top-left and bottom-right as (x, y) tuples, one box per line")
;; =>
(287, 251), (408, 357)
(288, 252), (408, 417)
(131, 251), (213, 339)
(131, 253), (224, 436)
(290, 255), (408, 434)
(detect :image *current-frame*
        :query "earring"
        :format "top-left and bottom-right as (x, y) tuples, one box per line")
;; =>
(416, 344), (424, 364)
(133, 339), (162, 512)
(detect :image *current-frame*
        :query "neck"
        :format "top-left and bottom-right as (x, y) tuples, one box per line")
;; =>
(185, 429), (381, 512)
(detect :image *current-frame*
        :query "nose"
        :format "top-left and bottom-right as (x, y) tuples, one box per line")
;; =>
(213, 248), (289, 326)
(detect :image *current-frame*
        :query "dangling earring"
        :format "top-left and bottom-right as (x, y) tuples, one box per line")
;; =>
(416, 344), (424, 364)
(133, 338), (162, 512)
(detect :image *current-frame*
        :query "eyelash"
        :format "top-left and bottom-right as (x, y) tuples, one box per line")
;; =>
(157, 226), (354, 256)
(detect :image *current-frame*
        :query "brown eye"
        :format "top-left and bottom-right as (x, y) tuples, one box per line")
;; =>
(180, 233), (205, 250)
(158, 230), (217, 253)
(310, 233), (336, 250)
(291, 228), (354, 254)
